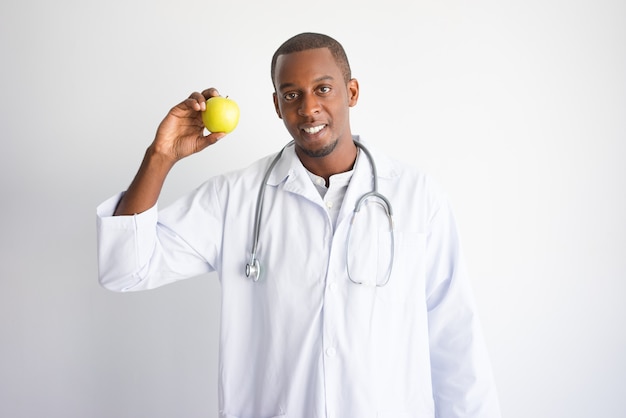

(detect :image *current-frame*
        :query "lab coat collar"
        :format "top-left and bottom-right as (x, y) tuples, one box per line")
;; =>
(351, 135), (400, 180)
(265, 135), (399, 188)
(264, 136), (400, 217)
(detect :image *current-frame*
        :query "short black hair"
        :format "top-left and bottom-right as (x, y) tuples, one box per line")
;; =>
(271, 32), (352, 89)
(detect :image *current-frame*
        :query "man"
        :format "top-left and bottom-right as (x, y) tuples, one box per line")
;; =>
(97, 32), (501, 417)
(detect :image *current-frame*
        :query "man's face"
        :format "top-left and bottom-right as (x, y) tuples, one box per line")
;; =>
(273, 48), (359, 159)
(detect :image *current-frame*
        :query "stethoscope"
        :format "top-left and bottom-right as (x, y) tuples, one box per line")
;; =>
(245, 139), (395, 286)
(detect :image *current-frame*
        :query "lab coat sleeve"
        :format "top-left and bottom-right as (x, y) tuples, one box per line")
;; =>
(96, 191), (215, 292)
(425, 198), (501, 417)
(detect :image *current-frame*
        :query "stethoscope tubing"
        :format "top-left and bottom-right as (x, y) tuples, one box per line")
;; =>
(246, 140), (294, 281)
(246, 139), (395, 286)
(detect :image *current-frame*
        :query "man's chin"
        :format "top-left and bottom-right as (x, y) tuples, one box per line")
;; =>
(298, 139), (338, 158)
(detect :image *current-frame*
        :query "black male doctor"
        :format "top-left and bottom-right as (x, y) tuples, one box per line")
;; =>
(97, 32), (501, 418)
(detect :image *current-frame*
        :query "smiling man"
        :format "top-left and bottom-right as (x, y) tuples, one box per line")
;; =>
(97, 33), (501, 417)
(272, 46), (359, 181)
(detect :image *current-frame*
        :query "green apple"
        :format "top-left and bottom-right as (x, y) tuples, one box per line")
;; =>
(201, 96), (240, 133)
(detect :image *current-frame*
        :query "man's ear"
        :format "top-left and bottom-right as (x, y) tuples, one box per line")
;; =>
(347, 78), (359, 107)
(273, 92), (283, 119)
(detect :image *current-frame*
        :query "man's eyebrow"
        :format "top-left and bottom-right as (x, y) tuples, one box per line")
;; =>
(278, 75), (335, 91)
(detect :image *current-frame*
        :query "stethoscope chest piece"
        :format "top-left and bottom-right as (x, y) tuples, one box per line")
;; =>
(246, 258), (261, 282)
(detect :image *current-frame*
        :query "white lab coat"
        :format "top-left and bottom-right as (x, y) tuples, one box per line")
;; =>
(96, 137), (500, 418)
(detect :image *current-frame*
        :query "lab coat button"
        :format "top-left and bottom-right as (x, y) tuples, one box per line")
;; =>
(329, 282), (337, 292)
(326, 347), (336, 357)
(325, 200), (334, 209)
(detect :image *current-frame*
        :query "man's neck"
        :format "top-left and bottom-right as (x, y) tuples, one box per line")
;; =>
(296, 138), (358, 186)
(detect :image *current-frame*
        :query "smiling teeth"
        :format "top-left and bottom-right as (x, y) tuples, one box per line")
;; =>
(304, 125), (325, 134)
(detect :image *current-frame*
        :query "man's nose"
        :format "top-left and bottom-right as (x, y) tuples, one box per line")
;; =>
(298, 93), (321, 116)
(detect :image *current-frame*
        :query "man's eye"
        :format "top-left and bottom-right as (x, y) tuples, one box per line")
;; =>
(319, 86), (331, 94)
(283, 92), (298, 101)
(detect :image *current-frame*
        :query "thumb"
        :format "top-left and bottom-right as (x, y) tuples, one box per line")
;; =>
(196, 131), (228, 152)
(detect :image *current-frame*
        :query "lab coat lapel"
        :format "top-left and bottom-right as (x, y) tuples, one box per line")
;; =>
(336, 147), (371, 228)
(265, 142), (324, 206)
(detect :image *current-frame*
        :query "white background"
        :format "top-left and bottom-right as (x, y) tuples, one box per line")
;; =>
(1, 0), (625, 417)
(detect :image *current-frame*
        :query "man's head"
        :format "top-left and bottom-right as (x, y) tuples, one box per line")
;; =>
(271, 32), (352, 89)
(271, 33), (359, 164)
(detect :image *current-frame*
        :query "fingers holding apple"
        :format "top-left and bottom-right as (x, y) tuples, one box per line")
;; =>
(201, 96), (240, 134)
(152, 89), (237, 163)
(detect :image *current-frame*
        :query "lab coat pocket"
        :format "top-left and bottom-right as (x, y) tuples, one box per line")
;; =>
(370, 230), (426, 295)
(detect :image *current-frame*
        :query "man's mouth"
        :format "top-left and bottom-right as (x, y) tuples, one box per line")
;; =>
(302, 124), (326, 134)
